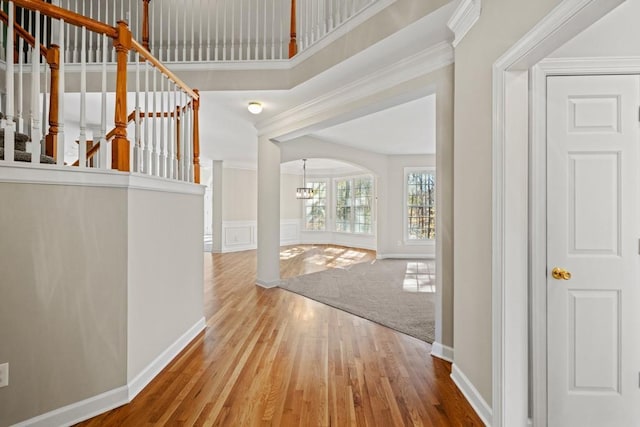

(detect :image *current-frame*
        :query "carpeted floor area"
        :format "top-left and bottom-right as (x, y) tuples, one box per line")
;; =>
(279, 258), (435, 343)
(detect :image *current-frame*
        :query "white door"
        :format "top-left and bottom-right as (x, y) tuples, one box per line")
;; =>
(547, 74), (640, 427)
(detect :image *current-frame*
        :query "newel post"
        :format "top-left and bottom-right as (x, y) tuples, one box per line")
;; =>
(193, 89), (200, 184)
(112, 21), (131, 171)
(289, 0), (297, 58)
(45, 44), (60, 159)
(142, 0), (151, 51)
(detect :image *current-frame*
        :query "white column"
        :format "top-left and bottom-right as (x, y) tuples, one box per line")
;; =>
(212, 160), (223, 253)
(256, 135), (281, 287)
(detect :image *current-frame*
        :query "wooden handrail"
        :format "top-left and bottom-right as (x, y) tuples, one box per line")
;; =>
(131, 39), (199, 100)
(72, 110), (137, 167)
(0, 10), (47, 57)
(11, 0), (117, 39)
(142, 0), (151, 51)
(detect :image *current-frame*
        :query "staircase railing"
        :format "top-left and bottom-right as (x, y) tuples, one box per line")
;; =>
(0, 0), (201, 184)
(29, 0), (381, 63)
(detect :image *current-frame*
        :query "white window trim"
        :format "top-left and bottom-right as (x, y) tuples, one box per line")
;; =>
(302, 178), (329, 232)
(404, 166), (436, 245)
(332, 173), (375, 236)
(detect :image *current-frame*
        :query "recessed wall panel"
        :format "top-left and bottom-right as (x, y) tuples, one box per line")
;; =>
(568, 290), (620, 394)
(568, 96), (620, 133)
(568, 152), (620, 255)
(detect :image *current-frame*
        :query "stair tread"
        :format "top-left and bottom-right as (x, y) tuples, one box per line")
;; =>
(0, 147), (56, 164)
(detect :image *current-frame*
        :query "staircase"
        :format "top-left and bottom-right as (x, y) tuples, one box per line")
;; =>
(0, 114), (55, 163)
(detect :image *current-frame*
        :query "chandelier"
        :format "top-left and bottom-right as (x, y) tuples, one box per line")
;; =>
(296, 159), (314, 199)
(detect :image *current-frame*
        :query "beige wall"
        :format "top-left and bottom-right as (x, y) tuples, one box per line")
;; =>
(0, 184), (128, 426)
(222, 168), (258, 221)
(280, 173), (302, 220)
(453, 0), (562, 405)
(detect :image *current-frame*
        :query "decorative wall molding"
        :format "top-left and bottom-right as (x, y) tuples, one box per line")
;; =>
(538, 55), (640, 74)
(257, 41), (454, 140)
(451, 364), (493, 426)
(447, 0), (481, 47)
(127, 317), (206, 400)
(430, 342), (454, 363)
(13, 317), (206, 427)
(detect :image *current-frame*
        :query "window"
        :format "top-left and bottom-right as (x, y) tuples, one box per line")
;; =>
(406, 169), (435, 240)
(304, 181), (327, 231)
(335, 176), (373, 234)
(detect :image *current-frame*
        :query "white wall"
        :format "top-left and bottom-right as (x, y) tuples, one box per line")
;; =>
(222, 167), (257, 221)
(550, 0), (639, 58)
(280, 173), (302, 220)
(127, 188), (204, 383)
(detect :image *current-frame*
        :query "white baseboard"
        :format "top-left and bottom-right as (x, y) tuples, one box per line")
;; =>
(12, 317), (206, 427)
(11, 386), (129, 427)
(450, 364), (492, 426)
(127, 317), (206, 400)
(376, 253), (435, 260)
(256, 279), (281, 288)
(430, 342), (454, 363)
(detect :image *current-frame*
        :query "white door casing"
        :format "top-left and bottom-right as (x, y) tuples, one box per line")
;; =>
(547, 74), (640, 426)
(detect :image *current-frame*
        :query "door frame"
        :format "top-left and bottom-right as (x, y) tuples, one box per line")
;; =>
(492, 1), (625, 426)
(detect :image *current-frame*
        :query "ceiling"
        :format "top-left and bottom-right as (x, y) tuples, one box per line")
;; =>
(198, 91), (436, 168)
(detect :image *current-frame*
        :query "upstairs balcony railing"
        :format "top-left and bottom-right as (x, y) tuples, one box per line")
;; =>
(1, 0), (381, 64)
(0, 0), (201, 183)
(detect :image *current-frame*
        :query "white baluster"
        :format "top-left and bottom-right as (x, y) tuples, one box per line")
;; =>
(134, 53), (141, 172)
(167, 80), (174, 179)
(17, 14), (23, 134)
(185, 102), (192, 182)
(174, 1), (179, 61)
(246, 0), (251, 60)
(262, 0), (266, 57)
(222, 0), (227, 61)
(207, 0), (211, 61)
(191, 0), (195, 61)
(181, 91), (187, 181)
(173, 84), (178, 179)
(30, 9), (42, 164)
(198, 0), (203, 60)
(214, 1), (219, 60)
(230, 0), (235, 61)
(150, 0), (154, 57)
(255, 0), (260, 59)
(159, 76), (166, 178)
(78, 26), (87, 168)
(99, 33), (108, 170)
(4, 1), (15, 163)
(88, 1), (94, 62)
(183, 2), (187, 61)
(270, 0), (275, 59)
(144, 61), (150, 173)
(166, 0), (171, 61)
(238, 0), (243, 60)
(152, 68), (158, 176)
(57, 18), (66, 165)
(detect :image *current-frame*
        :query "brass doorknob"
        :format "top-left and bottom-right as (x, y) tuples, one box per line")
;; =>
(552, 267), (572, 280)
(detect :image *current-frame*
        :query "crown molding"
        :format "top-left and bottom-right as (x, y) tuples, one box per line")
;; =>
(256, 41), (453, 140)
(447, 0), (482, 48)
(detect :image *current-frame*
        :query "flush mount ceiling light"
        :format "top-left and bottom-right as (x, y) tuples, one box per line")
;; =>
(247, 101), (263, 114)
(296, 159), (314, 199)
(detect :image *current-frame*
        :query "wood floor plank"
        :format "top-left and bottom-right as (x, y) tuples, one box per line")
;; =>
(75, 245), (484, 427)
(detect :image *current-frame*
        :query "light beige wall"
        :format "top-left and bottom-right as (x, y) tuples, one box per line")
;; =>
(127, 189), (204, 381)
(453, 0), (562, 405)
(222, 168), (258, 221)
(0, 184), (128, 426)
(280, 173), (302, 220)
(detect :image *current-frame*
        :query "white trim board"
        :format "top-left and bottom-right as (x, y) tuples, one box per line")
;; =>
(447, 0), (482, 47)
(491, 1), (624, 426)
(127, 317), (206, 400)
(376, 253), (435, 260)
(450, 364), (492, 426)
(430, 342), (454, 363)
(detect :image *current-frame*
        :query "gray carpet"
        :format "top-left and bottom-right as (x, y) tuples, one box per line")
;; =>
(279, 258), (435, 343)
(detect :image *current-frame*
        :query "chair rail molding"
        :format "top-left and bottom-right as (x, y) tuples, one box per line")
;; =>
(447, 0), (481, 47)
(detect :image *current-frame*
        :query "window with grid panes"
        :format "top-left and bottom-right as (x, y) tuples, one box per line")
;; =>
(334, 176), (373, 234)
(303, 181), (327, 231)
(406, 171), (435, 240)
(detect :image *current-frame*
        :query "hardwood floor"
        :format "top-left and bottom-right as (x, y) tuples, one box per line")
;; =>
(77, 245), (483, 426)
